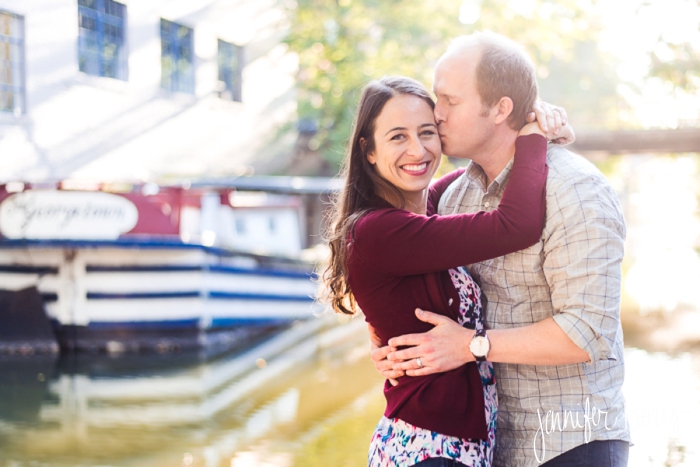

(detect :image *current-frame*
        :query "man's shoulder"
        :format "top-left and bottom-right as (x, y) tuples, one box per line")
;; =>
(544, 144), (622, 206)
(545, 144), (608, 188)
(544, 145), (626, 236)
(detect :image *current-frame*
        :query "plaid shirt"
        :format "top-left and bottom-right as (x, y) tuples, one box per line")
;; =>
(438, 144), (631, 466)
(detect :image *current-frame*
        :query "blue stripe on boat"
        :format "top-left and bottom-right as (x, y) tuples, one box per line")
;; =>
(86, 265), (203, 272)
(85, 317), (294, 331)
(209, 265), (315, 279)
(88, 319), (200, 330)
(41, 292), (59, 302)
(0, 264), (59, 274)
(208, 291), (313, 301)
(0, 238), (225, 253)
(210, 317), (291, 328)
(87, 291), (201, 299)
(83, 291), (313, 301)
(0, 239), (304, 264)
(84, 264), (315, 279)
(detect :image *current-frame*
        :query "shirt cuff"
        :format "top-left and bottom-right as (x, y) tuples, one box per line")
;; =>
(552, 312), (610, 364)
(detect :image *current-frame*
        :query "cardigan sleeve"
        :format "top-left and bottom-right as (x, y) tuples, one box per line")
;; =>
(353, 134), (548, 276)
(426, 168), (466, 216)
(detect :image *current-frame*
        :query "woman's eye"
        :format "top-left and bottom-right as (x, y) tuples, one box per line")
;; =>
(390, 134), (405, 141)
(421, 130), (436, 137)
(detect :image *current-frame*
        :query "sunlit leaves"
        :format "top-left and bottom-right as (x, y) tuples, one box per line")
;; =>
(286, 0), (621, 169)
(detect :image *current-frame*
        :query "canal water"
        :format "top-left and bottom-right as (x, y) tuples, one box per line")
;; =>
(2, 154), (700, 467)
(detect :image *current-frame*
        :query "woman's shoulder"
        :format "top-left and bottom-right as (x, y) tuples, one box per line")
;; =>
(430, 167), (466, 194)
(428, 168), (466, 214)
(355, 208), (413, 234)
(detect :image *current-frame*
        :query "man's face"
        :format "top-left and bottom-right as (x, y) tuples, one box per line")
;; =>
(433, 47), (494, 160)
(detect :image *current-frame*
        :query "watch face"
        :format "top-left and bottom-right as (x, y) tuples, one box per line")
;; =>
(470, 336), (489, 357)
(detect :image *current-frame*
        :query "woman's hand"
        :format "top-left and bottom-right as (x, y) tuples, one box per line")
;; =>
(519, 121), (546, 138)
(525, 102), (576, 145)
(368, 323), (403, 386)
(387, 308), (474, 376)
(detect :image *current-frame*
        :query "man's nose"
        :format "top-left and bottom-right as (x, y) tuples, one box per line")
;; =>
(434, 103), (445, 124)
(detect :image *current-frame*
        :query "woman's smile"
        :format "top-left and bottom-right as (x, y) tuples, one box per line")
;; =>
(400, 161), (430, 176)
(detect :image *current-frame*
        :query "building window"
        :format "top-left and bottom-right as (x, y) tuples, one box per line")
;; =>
(160, 19), (194, 94)
(0, 11), (25, 115)
(217, 39), (243, 102)
(78, 0), (128, 80)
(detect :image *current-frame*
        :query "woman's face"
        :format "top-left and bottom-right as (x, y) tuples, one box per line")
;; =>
(367, 94), (442, 205)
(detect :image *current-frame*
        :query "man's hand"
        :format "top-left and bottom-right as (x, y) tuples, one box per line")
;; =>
(368, 323), (404, 386)
(387, 309), (475, 376)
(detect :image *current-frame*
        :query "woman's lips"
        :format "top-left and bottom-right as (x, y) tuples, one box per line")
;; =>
(400, 162), (429, 176)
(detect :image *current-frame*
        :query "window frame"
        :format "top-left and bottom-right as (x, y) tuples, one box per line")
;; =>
(217, 39), (243, 102)
(77, 0), (129, 81)
(0, 9), (26, 116)
(160, 18), (195, 95)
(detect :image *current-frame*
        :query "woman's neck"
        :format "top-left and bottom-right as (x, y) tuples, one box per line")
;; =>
(403, 191), (428, 215)
(377, 186), (428, 216)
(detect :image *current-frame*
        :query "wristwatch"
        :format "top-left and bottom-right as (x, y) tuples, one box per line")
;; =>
(469, 329), (490, 361)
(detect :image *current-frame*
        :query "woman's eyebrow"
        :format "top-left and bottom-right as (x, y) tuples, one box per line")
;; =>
(385, 126), (407, 135)
(385, 123), (436, 136)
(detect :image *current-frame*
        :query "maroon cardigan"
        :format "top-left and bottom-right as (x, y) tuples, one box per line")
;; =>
(347, 134), (548, 440)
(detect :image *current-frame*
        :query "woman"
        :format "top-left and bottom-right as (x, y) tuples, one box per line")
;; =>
(320, 76), (562, 467)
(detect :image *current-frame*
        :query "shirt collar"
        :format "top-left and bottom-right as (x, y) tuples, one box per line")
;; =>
(464, 157), (515, 194)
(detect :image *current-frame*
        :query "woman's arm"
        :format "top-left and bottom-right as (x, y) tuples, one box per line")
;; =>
(353, 134), (548, 276)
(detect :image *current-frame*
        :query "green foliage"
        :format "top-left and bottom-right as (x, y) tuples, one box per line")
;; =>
(285, 0), (621, 171)
(649, 41), (700, 92)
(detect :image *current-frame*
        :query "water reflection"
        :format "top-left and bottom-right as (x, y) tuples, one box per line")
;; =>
(0, 322), (699, 466)
(0, 317), (383, 467)
(624, 349), (700, 466)
(0, 356), (56, 424)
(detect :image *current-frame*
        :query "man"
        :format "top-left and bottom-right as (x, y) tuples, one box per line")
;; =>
(371, 32), (630, 466)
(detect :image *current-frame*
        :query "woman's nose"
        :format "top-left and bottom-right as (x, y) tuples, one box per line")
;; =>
(406, 135), (426, 158)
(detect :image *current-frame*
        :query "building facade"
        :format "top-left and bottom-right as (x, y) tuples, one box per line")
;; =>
(0, 0), (298, 183)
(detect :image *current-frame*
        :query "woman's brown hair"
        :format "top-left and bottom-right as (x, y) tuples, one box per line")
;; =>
(318, 76), (436, 315)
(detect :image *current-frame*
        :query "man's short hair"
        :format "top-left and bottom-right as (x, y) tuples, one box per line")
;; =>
(447, 32), (538, 130)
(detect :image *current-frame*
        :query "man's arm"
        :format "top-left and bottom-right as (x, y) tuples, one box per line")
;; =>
(387, 165), (625, 375)
(386, 310), (589, 376)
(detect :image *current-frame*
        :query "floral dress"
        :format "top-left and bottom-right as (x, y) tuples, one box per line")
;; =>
(368, 267), (498, 467)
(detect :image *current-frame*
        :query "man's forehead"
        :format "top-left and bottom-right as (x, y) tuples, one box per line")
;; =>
(433, 51), (478, 93)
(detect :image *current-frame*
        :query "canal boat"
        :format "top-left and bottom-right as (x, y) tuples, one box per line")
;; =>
(0, 180), (328, 354)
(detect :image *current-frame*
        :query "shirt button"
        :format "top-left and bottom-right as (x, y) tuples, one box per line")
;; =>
(484, 201), (490, 208)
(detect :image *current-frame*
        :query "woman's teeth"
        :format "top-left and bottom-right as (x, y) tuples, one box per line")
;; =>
(402, 162), (427, 172)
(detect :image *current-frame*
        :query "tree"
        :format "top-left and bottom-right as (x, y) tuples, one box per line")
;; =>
(285, 0), (620, 171)
(650, 41), (700, 92)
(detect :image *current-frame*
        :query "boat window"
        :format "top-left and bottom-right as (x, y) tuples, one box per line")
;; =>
(235, 218), (246, 235)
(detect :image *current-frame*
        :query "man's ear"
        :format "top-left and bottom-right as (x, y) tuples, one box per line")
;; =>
(493, 96), (514, 125)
